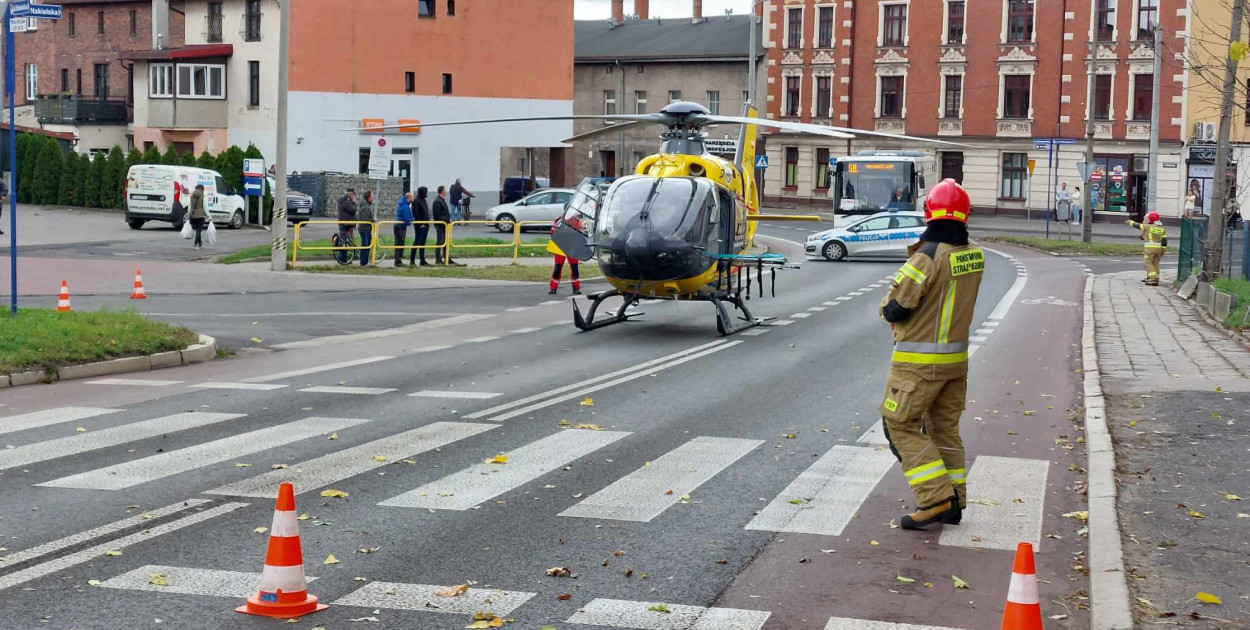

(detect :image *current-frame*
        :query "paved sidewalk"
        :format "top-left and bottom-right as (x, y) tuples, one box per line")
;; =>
(1092, 274), (1250, 628)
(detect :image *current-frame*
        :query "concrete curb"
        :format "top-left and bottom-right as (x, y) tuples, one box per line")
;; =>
(1083, 276), (1134, 630)
(0, 334), (217, 389)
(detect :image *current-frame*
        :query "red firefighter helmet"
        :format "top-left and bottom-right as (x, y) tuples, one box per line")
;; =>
(1146, 211), (1160, 223)
(923, 179), (972, 224)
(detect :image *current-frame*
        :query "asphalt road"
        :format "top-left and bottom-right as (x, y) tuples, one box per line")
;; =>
(0, 219), (1096, 630)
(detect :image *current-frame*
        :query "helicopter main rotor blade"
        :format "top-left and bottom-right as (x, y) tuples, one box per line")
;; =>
(343, 114), (667, 133)
(562, 120), (652, 144)
(695, 115), (854, 139)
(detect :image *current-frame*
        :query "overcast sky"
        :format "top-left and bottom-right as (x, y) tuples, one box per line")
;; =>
(574, 0), (753, 19)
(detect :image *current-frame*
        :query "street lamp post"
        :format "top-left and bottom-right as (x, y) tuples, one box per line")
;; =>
(269, 0), (291, 271)
(747, 0), (764, 105)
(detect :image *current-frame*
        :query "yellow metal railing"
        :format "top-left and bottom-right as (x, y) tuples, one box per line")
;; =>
(292, 219), (557, 266)
(291, 220), (374, 267)
(372, 220), (449, 265)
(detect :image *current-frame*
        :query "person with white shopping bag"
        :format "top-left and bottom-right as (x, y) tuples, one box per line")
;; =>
(188, 184), (208, 250)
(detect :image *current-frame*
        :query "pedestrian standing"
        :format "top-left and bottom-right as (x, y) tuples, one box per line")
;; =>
(413, 186), (432, 266)
(1184, 182), (1199, 218)
(1071, 187), (1082, 226)
(358, 190), (375, 266)
(548, 217), (582, 295)
(1055, 182), (1072, 223)
(393, 192), (413, 268)
(1126, 212), (1166, 286)
(449, 178), (475, 222)
(878, 179), (984, 530)
(337, 188), (358, 247)
(189, 184), (208, 250)
(432, 185), (458, 265)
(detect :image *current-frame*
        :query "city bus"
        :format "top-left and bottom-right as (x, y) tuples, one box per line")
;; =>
(832, 150), (939, 217)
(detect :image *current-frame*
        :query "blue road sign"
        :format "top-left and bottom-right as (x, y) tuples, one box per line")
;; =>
(1033, 138), (1076, 147)
(27, 3), (61, 19)
(755, 155), (769, 169)
(243, 176), (264, 197)
(9, 2), (31, 17)
(828, 156), (838, 168)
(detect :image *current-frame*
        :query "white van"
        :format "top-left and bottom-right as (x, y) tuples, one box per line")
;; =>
(124, 164), (247, 230)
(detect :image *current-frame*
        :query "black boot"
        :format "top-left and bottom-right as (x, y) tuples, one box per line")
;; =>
(548, 288), (558, 295)
(901, 497), (959, 530)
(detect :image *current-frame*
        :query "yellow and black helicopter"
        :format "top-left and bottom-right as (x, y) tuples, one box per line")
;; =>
(360, 102), (960, 335)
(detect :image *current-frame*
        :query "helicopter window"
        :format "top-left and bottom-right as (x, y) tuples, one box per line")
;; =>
(598, 177), (711, 242)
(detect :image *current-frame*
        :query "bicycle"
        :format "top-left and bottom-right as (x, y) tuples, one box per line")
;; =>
(331, 228), (358, 266)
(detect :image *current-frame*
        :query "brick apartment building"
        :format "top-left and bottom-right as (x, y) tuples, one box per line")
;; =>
(2, 0), (185, 154)
(761, 0), (1188, 221)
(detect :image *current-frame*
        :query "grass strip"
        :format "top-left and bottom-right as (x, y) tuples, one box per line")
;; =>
(0, 308), (199, 375)
(298, 264), (601, 283)
(982, 235), (1154, 257)
(219, 236), (550, 264)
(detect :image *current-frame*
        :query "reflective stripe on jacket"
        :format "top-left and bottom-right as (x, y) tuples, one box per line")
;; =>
(882, 241), (985, 379)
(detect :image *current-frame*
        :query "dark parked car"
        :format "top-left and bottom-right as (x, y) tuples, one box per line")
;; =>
(267, 177), (317, 222)
(500, 176), (550, 204)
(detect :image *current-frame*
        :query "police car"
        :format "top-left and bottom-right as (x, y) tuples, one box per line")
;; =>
(805, 211), (926, 261)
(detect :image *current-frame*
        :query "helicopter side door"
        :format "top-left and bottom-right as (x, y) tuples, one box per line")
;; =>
(714, 186), (740, 255)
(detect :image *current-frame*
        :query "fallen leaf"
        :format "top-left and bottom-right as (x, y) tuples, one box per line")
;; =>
(546, 566), (571, 577)
(271, 464), (289, 470)
(484, 454), (508, 465)
(557, 593), (572, 600)
(373, 455), (389, 463)
(788, 498), (804, 505)
(897, 572), (916, 584)
(969, 499), (1003, 507)
(869, 540), (880, 546)
(385, 587), (396, 595)
(820, 549), (836, 554)
(923, 582), (934, 588)
(1195, 592), (1222, 604)
(348, 617), (379, 623)
(580, 397), (594, 406)
(297, 513), (310, 520)
(614, 550), (626, 556)
(1050, 614), (1069, 620)
(1238, 513), (1249, 518)
(1022, 410), (1036, 416)
(558, 419), (572, 427)
(87, 579), (102, 586)
(148, 573), (168, 586)
(251, 337), (264, 344)
(540, 627), (556, 630)
(1222, 493), (1242, 501)
(1189, 510), (1205, 519)
(888, 519), (899, 529)
(784, 434), (797, 439)
(323, 554), (340, 565)
(321, 489), (349, 498)
(253, 527), (268, 534)
(433, 583), (467, 597)
(104, 550), (123, 557)
(952, 575), (970, 589)
(76, 427), (86, 432)
(1062, 511), (1089, 521)
(574, 423), (603, 431)
(328, 433), (339, 440)
(647, 603), (671, 613)
(234, 463), (252, 468)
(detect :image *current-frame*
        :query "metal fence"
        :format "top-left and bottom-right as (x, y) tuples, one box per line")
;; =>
(1178, 217), (1250, 280)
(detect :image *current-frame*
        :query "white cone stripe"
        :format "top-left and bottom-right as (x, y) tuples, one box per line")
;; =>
(99, 565), (317, 599)
(260, 563), (310, 594)
(270, 510), (300, 537)
(0, 499), (211, 567)
(1007, 572), (1040, 605)
(0, 407), (120, 436)
(0, 412), (245, 471)
(566, 598), (770, 630)
(333, 581), (535, 615)
(746, 445), (896, 536)
(379, 429), (630, 510)
(37, 417), (370, 490)
(938, 455), (1049, 551)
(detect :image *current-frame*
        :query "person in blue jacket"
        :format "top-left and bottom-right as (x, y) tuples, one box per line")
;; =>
(393, 191), (414, 267)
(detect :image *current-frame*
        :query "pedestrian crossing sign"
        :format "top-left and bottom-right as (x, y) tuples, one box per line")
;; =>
(755, 155), (769, 169)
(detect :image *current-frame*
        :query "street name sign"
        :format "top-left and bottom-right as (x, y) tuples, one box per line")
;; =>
(27, 3), (60, 19)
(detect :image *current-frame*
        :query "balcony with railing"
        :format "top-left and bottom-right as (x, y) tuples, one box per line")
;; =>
(35, 95), (128, 125)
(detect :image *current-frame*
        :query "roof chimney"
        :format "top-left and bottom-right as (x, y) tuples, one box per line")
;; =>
(692, 0), (704, 23)
(611, 0), (624, 24)
(635, 0), (649, 20)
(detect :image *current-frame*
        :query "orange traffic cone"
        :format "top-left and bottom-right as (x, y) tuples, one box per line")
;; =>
(236, 482), (327, 619)
(130, 269), (147, 300)
(1001, 542), (1044, 630)
(56, 280), (72, 312)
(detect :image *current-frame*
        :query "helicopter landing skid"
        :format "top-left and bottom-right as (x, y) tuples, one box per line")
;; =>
(712, 293), (770, 336)
(573, 290), (645, 332)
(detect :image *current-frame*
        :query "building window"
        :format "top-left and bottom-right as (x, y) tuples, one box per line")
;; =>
(24, 64), (37, 102)
(1002, 75), (1030, 118)
(94, 64), (109, 98)
(880, 76), (903, 117)
(1137, 0), (1157, 41)
(635, 90), (647, 114)
(816, 77), (831, 116)
(176, 63), (226, 99)
(207, 2), (223, 42)
(150, 64), (173, 98)
(442, 73), (452, 94)
(248, 61), (260, 107)
(604, 90), (616, 115)
(97, 10), (104, 35)
(1001, 152), (1027, 199)
(418, 0), (435, 17)
(943, 75), (962, 117)
(785, 76), (800, 117)
(818, 7), (833, 48)
(1133, 73), (1153, 120)
(60, 69), (69, 93)
(130, 10), (137, 35)
(246, 0), (262, 42)
(947, 1), (965, 44)
(404, 71), (415, 93)
(76, 68), (82, 95)
(68, 12), (75, 36)
(1007, 1), (1033, 43)
(816, 148), (830, 190)
(787, 8), (802, 48)
(785, 147), (799, 187)
(883, 4), (907, 46)
(1094, 74), (1112, 120)
(447, 0), (456, 16)
(707, 90), (720, 115)
(668, 90), (681, 103)
(1096, 0), (1115, 41)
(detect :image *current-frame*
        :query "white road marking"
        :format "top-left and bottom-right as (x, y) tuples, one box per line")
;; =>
(856, 420), (890, 446)
(824, 618), (970, 630)
(511, 327), (543, 334)
(205, 421), (495, 498)
(835, 296), (853, 301)
(822, 301), (840, 306)
(39, 417), (370, 490)
(847, 291), (864, 296)
(974, 328), (995, 335)
(746, 445), (896, 536)
(465, 336), (500, 343)
(561, 436), (762, 522)
(379, 429), (630, 510)
(790, 313), (812, 319)
(541, 300), (563, 305)
(0, 502), (247, 592)
(0, 500), (211, 568)
(191, 382), (288, 391)
(739, 328), (771, 336)
(413, 345), (451, 353)
(869, 282), (887, 288)
(771, 320), (795, 326)
(298, 385), (396, 395)
(409, 390), (503, 399)
(981, 321), (1000, 327)
(939, 455), (1049, 551)
(807, 306), (827, 312)
(85, 378), (182, 387)
(335, 582), (535, 615)
(273, 314), (493, 349)
(969, 336), (988, 342)
(983, 248), (1029, 322)
(0, 412), (245, 471)
(474, 342), (742, 422)
(0, 407), (120, 436)
(100, 565), (318, 598)
(506, 307), (531, 312)
(245, 356), (395, 383)
(567, 598), (770, 630)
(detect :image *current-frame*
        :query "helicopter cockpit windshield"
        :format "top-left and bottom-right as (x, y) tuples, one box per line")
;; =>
(596, 176), (718, 281)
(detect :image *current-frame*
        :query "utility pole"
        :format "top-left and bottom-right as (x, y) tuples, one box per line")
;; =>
(269, 0), (291, 272)
(1146, 23), (1162, 217)
(748, 1), (758, 104)
(1204, 0), (1245, 281)
(1081, 16), (1096, 243)
(617, 60), (625, 177)
(6, 1), (18, 316)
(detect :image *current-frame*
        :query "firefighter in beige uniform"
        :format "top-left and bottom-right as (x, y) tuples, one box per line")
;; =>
(1126, 211), (1165, 286)
(879, 179), (984, 529)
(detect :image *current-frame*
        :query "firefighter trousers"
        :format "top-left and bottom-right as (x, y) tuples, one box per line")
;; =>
(879, 371), (968, 509)
(1144, 248), (1163, 285)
